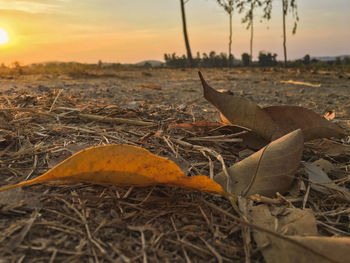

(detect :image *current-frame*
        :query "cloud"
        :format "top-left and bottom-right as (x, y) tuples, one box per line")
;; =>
(0, 0), (67, 14)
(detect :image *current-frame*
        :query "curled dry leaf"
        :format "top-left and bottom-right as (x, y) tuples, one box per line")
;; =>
(214, 129), (304, 197)
(263, 106), (347, 141)
(199, 72), (347, 142)
(250, 204), (348, 263)
(324, 110), (335, 121)
(198, 71), (278, 141)
(0, 144), (225, 195)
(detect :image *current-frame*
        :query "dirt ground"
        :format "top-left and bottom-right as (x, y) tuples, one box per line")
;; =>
(1, 68), (350, 114)
(0, 68), (349, 262)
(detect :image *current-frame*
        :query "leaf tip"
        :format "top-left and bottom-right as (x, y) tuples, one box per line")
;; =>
(198, 71), (218, 101)
(198, 71), (205, 86)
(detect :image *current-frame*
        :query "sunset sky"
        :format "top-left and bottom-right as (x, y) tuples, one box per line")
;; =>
(0, 0), (349, 64)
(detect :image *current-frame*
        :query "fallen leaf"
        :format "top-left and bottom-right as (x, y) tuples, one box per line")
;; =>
(199, 72), (347, 142)
(324, 110), (335, 121)
(199, 72), (279, 141)
(0, 144), (225, 195)
(238, 149), (255, 159)
(263, 106), (347, 141)
(305, 139), (350, 157)
(251, 204), (318, 236)
(240, 131), (269, 150)
(311, 158), (334, 173)
(250, 204), (348, 263)
(304, 163), (350, 201)
(281, 236), (350, 263)
(140, 84), (162, 90)
(214, 129), (304, 197)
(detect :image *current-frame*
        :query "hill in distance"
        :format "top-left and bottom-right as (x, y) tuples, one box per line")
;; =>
(311, 55), (350, 61)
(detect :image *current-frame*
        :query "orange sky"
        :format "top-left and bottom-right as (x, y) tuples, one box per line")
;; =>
(0, 0), (349, 64)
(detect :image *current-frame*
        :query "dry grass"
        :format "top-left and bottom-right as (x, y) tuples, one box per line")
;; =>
(0, 69), (349, 262)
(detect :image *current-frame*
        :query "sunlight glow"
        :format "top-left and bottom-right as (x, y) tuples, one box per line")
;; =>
(0, 28), (9, 45)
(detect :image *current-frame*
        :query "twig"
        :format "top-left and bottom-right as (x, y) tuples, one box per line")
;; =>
(200, 150), (214, 180)
(25, 154), (38, 180)
(238, 197), (252, 263)
(79, 113), (155, 126)
(171, 137), (230, 180)
(59, 125), (138, 145)
(280, 80), (321, 88)
(303, 183), (311, 209)
(49, 89), (63, 112)
(187, 132), (246, 142)
(199, 237), (223, 263)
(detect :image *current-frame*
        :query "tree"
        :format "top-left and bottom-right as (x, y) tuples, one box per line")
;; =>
(343, 56), (350, 65)
(303, 54), (310, 65)
(241, 52), (251, 66)
(335, 56), (341, 65)
(238, 0), (272, 61)
(216, 0), (236, 65)
(180, 0), (194, 67)
(281, 0), (299, 66)
(258, 51), (277, 66)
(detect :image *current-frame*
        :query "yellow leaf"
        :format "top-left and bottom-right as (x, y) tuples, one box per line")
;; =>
(0, 144), (225, 195)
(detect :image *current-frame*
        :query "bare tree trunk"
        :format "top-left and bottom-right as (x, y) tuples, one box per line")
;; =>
(282, 0), (287, 66)
(250, 6), (254, 61)
(229, 11), (233, 65)
(180, 0), (194, 67)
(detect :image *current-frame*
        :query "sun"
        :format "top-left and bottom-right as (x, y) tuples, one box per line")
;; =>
(0, 28), (9, 45)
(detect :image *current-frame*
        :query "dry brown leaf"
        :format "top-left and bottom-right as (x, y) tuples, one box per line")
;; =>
(199, 72), (279, 141)
(251, 204), (318, 236)
(214, 129), (303, 197)
(250, 204), (347, 263)
(280, 236), (350, 263)
(0, 144), (225, 195)
(304, 163), (350, 201)
(199, 72), (347, 142)
(263, 106), (347, 141)
(305, 139), (350, 157)
(312, 159), (334, 173)
(240, 130), (269, 149)
(140, 84), (162, 90)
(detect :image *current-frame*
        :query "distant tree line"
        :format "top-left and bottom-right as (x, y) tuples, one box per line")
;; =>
(164, 52), (235, 68)
(164, 51), (277, 67)
(164, 52), (350, 68)
(1, 55), (349, 77)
